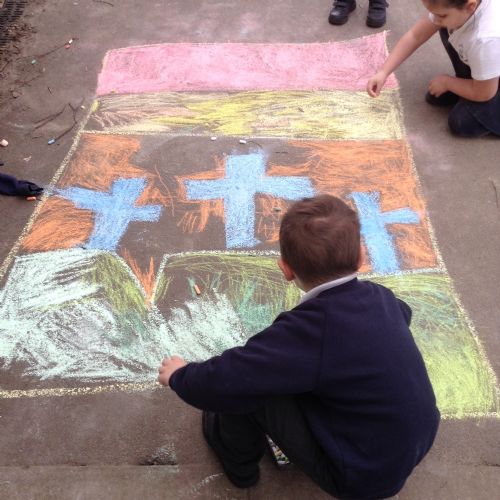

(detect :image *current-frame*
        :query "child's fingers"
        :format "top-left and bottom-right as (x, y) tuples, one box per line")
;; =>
(159, 360), (171, 372)
(367, 84), (378, 97)
(366, 78), (380, 97)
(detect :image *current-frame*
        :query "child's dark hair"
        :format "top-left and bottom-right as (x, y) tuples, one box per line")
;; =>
(279, 195), (360, 286)
(428, 0), (469, 8)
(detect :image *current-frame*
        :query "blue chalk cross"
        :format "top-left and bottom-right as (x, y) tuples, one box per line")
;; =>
(57, 178), (162, 251)
(184, 152), (315, 248)
(350, 191), (419, 274)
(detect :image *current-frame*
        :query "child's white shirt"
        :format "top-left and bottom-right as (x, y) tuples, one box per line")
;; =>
(430, 0), (500, 80)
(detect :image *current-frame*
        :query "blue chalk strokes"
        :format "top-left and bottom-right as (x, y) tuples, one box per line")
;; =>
(350, 192), (419, 274)
(57, 178), (162, 250)
(184, 152), (314, 248)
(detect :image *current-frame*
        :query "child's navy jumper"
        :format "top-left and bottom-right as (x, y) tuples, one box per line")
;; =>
(170, 278), (440, 498)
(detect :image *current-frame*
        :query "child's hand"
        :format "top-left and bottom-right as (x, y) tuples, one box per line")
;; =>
(367, 71), (387, 97)
(428, 75), (450, 97)
(158, 356), (187, 386)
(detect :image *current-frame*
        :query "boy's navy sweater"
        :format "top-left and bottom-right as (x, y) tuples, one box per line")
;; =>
(170, 278), (440, 499)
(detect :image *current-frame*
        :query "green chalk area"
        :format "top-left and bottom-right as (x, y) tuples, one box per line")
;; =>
(156, 253), (499, 419)
(376, 274), (499, 418)
(3, 249), (495, 413)
(155, 253), (302, 332)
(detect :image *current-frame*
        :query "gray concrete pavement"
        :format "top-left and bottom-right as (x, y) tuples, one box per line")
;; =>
(2, 461), (499, 500)
(0, 0), (499, 498)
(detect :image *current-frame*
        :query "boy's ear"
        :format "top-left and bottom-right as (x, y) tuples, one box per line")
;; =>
(278, 258), (296, 282)
(357, 245), (365, 269)
(467, 0), (479, 13)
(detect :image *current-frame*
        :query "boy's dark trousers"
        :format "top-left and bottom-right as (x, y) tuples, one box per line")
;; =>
(439, 28), (500, 137)
(207, 395), (343, 497)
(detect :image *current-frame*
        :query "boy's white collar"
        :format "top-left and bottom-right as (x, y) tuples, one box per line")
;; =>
(299, 273), (358, 304)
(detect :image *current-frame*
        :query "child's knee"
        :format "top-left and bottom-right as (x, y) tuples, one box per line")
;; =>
(448, 108), (470, 136)
(448, 106), (489, 138)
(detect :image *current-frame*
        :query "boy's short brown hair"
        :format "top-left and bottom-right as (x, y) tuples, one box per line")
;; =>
(279, 195), (361, 286)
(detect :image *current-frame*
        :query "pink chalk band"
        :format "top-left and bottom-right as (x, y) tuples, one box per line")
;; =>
(97, 33), (397, 96)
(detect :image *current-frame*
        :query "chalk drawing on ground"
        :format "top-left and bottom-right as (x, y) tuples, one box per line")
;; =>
(0, 33), (498, 419)
(0, 251), (496, 418)
(17, 134), (439, 273)
(87, 91), (404, 140)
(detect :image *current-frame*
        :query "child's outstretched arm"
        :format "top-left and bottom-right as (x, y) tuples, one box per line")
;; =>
(367, 17), (439, 97)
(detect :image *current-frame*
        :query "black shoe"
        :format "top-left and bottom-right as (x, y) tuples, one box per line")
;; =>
(202, 411), (260, 489)
(366, 0), (388, 28)
(328, 0), (356, 25)
(425, 91), (460, 107)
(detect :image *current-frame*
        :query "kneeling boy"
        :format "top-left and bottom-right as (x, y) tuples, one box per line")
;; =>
(158, 194), (440, 499)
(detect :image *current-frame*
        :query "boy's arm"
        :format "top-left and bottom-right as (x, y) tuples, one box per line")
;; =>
(429, 75), (499, 102)
(166, 306), (324, 413)
(429, 37), (500, 102)
(367, 16), (439, 97)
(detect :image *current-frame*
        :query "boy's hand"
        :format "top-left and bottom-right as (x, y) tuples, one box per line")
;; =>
(158, 356), (187, 386)
(428, 74), (450, 97)
(367, 71), (388, 97)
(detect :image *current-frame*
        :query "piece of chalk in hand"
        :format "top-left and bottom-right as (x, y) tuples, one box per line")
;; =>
(193, 284), (201, 295)
(239, 139), (247, 144)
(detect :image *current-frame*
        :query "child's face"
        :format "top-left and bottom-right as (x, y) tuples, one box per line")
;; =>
(422, 0), (477, 31)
